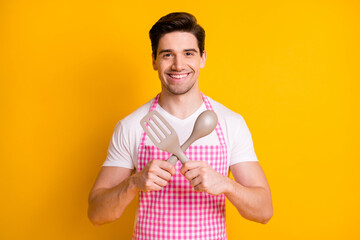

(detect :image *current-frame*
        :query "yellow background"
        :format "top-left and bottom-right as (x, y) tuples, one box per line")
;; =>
(1, 0), (359, 239)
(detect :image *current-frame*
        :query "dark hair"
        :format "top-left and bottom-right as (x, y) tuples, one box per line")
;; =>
(149, 12), (205, 59)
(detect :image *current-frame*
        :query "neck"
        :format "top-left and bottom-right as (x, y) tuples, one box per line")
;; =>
(158, 89), (203, 120)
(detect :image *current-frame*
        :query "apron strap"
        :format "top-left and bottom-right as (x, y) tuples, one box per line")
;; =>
(201, 92), (214, 111)
(150, 94), (160, 112)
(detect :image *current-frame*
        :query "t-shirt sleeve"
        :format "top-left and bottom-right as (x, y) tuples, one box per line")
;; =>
(229, 116), (258, 165)
(102, 121), (135, 169)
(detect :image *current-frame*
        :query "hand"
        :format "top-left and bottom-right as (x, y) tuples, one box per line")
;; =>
(132, 160), (175, 192)
(180, 161), (229, 195)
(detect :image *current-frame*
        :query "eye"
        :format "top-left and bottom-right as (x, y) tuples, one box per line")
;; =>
(185, 52), (194, 56)
(162, 53), (172, 58)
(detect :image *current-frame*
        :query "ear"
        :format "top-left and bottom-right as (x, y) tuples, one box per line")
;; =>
(152, 53), (158, 71)
(200, 50), (207, 69)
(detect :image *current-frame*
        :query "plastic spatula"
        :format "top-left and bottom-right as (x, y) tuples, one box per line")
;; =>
(140, 110), (190, 163)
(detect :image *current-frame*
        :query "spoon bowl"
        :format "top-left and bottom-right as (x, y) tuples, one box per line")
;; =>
(167, 110), (218, 165)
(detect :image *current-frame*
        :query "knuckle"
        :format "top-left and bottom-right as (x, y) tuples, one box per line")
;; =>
(149, 160), (158, 166)
(165, 174), (172, 182)
(144, 181), (152, 188)
(154, 159), (163, 165)
(148, 166), (156, 173)
(144, 171), (152, 179)
(184, 172), (190, 179)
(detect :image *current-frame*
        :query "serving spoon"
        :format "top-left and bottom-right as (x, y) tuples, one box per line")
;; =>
(167, 110), (218, 165)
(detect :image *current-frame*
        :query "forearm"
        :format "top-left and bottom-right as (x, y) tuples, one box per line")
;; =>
(224, 177), (273, 224)
(88, 175), (138, 226)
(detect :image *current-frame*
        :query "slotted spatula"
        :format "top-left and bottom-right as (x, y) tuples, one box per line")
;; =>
(140, 110), (190, 163)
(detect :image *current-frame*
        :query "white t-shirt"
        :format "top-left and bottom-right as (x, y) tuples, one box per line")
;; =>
(103, 96), (258, 169)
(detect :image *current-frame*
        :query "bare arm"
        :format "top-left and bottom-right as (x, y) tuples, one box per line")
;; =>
(88, 167), (136, 226)
(181, 161), (273, 224)
(226, 162), (273, 224)
(88, 160), (175, 226)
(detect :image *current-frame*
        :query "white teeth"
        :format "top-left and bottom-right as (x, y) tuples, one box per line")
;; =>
(169, 74), (188, 79)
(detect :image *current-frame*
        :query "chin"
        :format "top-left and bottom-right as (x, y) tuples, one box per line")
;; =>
(166, 85), (194, 95)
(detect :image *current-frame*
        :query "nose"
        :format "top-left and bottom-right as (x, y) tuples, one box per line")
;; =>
(171, 55), (185, 71)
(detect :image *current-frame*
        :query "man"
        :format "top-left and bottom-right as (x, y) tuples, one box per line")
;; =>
(88, 12), (273, 239)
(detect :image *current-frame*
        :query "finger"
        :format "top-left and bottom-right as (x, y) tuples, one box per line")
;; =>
(193, 178), (211, 193)
(143, 178), (162, 191)
(147, 182), (162, 192)
(184, 169), (200, 181)
(154, 160), (176, 176)
(144, 174), (168, 191)
(194, 184), (206, 193)
(153, 168), (173, 182)
(148, 161), (173, 181)
(180, 161), (200, 175)
(190, 176), (202, 188)
(152, 176), (169, 188)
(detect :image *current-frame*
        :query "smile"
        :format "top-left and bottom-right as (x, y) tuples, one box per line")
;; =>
(167, 73), (190, 80)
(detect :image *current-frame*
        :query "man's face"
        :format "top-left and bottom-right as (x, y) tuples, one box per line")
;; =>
(152, 31), (207, 95)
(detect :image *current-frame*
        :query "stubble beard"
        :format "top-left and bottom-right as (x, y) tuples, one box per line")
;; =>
(162, 81), (196, 96)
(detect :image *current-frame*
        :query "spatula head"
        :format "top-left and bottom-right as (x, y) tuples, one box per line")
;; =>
(140, 110), (181, 154)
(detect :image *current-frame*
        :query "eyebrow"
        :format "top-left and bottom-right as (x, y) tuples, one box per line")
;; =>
(184, 48), (198, 53)
(158, 48), (198, 54)
(158, 49), (172, 54)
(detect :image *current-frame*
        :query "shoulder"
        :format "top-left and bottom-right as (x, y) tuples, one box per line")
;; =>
(206, 95), (252, 143)
(206, 95), (258, 163)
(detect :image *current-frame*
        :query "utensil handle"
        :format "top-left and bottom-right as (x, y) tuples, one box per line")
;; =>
(175, 150), (190, 164)
(167, 155), (178, 165)
(167, 136), (195, 165)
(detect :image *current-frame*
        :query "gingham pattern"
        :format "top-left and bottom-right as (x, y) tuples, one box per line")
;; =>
(134, 93), (228, 240)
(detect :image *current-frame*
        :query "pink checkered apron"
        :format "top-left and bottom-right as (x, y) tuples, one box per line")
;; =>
(134, 93), (228, 240)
